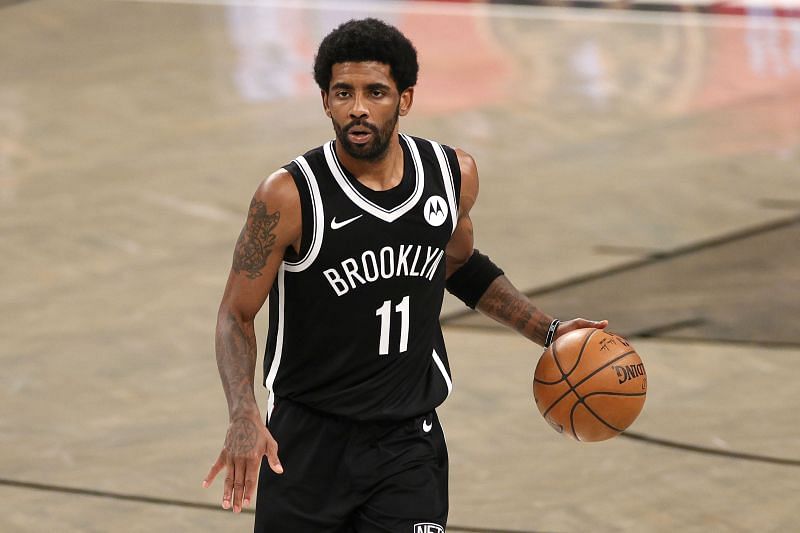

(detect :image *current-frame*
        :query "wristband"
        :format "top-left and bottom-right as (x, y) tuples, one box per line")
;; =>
(544, 319), (560, 348)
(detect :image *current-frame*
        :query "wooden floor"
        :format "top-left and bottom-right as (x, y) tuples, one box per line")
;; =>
(1, 1), (799, 531)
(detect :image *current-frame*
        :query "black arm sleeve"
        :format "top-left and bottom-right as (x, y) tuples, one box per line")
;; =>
(445, 249), (504, 309)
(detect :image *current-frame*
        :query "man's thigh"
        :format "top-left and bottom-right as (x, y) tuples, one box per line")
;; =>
(352, 411), (448, 533)
(254, 399), (355, 533)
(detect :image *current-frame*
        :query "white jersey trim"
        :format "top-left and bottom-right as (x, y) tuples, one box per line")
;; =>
(284, 156), (325, 273)
(324, 134), (425, 223)
(432, 349), (453, 398)
(429, 141), (459, 235)
(265, 264), (286, 418)
(267, 391), (275, 422)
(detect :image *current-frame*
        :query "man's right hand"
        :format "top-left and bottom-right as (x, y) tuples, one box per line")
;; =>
(202, 414), (283, 513)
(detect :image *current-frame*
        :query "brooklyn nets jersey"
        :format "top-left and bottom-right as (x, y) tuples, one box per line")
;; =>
(264, 134), (461, 421)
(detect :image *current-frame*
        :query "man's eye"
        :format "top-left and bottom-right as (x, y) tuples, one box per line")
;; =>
(337, 91), (350, 98)
(372, 91), (384, 98)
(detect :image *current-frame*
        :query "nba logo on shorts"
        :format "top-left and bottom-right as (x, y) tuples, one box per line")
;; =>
(413, 523), (444, 533)
(424, 196), (448, 227)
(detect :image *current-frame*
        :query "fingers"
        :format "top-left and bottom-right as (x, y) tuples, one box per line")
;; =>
(242, 464), (258, 508)
(203, 450), (240, 511)
(202, 452), (226, 489)
(208, 454), (262, 512)
(232, 458), (246, 513)
(574, 318), (608, 330)
(266, 435), (284, 475)
(206, 429), (284, 512)
(222, 458), (235, 510)
(232, 439), (282, 512)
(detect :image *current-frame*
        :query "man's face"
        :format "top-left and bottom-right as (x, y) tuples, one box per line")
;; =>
(322, 61), (413, 161)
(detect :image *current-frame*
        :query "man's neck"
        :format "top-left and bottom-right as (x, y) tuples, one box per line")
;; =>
(335, 135), (404, 192)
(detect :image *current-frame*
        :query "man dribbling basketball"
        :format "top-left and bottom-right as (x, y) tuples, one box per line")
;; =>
(203, 18), (607, 532)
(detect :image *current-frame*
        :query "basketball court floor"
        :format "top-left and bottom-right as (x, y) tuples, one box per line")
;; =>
(1, 0), (799, 531)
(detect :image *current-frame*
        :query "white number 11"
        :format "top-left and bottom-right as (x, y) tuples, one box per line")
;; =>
(375, 295), (410, 355)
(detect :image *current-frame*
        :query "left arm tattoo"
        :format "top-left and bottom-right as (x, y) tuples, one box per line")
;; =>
(476, 276), (553, 346)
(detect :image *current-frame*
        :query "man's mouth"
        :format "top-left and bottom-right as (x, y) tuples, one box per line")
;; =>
(346, 125), (375, 145)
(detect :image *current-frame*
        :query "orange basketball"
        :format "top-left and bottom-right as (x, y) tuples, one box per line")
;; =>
(533, 328), (646, 442)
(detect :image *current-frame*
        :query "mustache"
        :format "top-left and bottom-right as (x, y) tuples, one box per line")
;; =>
(343, 120), (379, 134)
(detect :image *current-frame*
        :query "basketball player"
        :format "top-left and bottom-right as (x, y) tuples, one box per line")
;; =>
(203, 18), (607, 532)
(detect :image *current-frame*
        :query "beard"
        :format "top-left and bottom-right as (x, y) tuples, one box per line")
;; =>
(332, 105), (399, 162)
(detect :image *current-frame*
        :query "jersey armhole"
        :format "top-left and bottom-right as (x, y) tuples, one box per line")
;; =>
(281, 161), (314, 264)
(281, 156), (326, 271)
(443, 145), (462, 213)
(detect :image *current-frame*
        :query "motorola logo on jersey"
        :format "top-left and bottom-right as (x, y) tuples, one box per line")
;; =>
(414, 524), (444, 533)
(423, 196), (448, 227)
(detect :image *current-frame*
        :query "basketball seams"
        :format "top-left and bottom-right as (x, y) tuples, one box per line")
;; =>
(561, 349), (638, 430)
(567, 328), (597, 377)
(550, 328), (596, 382)
(577, 388), (646, 439)
(535, 328), (596, 386)
(537, 331), (644, 439)
(580, 401), (624, 434)
(532, 367), (564, 386)
(533, 349), (563, 385)
(572, 350), (637, 390)
(582, 391), (646, 398)
(568, 398), (583, 441)
(542, 329), (597, 420)
(550, 340), (567, 378)
(541, 387), (574, 420)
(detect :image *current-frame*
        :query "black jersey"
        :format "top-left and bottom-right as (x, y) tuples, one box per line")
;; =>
(263, 134), (461, 421)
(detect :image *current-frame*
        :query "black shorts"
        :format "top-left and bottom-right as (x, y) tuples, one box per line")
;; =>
(254, 398), (448, 533)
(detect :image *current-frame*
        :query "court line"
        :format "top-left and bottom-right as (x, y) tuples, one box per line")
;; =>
(440, 213), (800, 325)
(104, 0), (799, 29)
(630, 335), (800, 350)
(624, 317), (707, 338)
(592, 244), (663, 257)
(636, 334), (800, 350)
(627, 317), (800, 349)
(620, 432), (800, 467)
(0, 478), (547, 533)
(759, 198), (800, 210)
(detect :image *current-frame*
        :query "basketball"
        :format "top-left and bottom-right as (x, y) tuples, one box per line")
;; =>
(533, 328), (646, 442)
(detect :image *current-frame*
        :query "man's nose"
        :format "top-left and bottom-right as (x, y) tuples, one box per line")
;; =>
(349, 94), (369, 119)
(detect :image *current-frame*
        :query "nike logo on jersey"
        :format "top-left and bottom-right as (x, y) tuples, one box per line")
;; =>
(422, 419), (433, 433)
(330, 214), (363, 230)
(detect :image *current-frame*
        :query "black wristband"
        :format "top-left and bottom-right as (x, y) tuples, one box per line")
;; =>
(445, 249), (504, 309)
(544, 319), (560, 348)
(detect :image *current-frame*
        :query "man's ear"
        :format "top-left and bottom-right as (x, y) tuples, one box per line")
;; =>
(399, 87), (414, 116)
(321, 90), (331, 117)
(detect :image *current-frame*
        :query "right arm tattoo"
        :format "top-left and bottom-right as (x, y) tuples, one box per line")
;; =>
(232, 198), (280, 279)
(217, 198), (280, 418)
(225, 416), (259, 455)
(216, 310), (258, 418)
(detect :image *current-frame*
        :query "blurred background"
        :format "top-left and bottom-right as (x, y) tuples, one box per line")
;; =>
(1, 1), (799, 532)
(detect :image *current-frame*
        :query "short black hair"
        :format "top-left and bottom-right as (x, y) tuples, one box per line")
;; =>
(313, 18), (419, 93)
